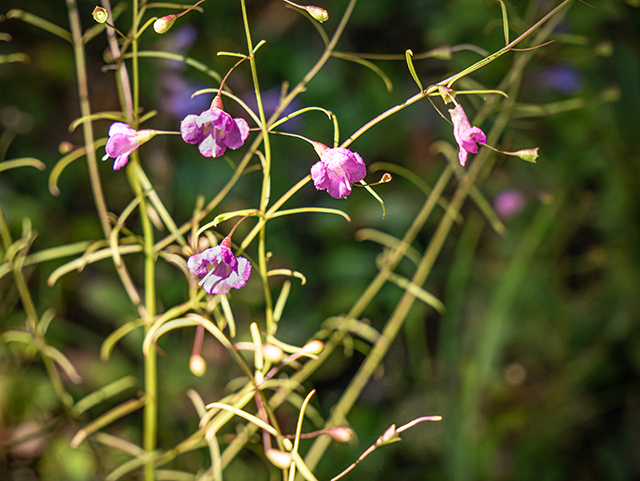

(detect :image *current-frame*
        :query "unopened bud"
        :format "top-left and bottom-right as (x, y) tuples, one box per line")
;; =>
(300, 340), (324, 355)
(154, 14), (177, 34)
(430, 46), (452, 60)
(265, 449), (293, 469)
(312, 141), (329, 158)
(305, 5), (329, 22)
(262, 344), (285, 363)
(328, 426), (355, 443)
(92, 6), (108, 24)
(512, 147), (539, 163)
(376, 424), (400, 446)
(58, 141), (74, 154)
(189, 354), (207, 376)
(380, 173), (392, 183)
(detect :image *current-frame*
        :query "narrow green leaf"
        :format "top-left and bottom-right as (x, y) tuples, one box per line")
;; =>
(497, 0), (510, 45)
(0, 53), (30, 64)
(332, 52), (393, 92)
(405, 49), (424, 92)
(361, 182), (386, 219)
(47, 244), (142, 287)
(49, 139), (107, 196)
(71, 396), (147, 448)
(121, 51), (221, 83)
(271, 207), (351, 222)
(72, 376), (138, 416)
(101, 319), (145, 361)
(0, 157), (45, 173)
(68, 112), (126, 133)
(388, 273), (446, 313)
(5, 10), (72, 43)
(268, 107), (332, 130)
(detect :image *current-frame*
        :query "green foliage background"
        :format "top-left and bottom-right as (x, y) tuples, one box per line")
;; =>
(1, 0), (640, 479)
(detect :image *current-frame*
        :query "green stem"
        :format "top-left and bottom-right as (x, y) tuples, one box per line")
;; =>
(66, 0), (111, 237)
(239, 0), (275, 334)
(128, 155), (157, 481)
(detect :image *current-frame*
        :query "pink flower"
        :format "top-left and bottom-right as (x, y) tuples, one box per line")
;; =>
(103, 122), (156, 170)
(180, 108), (250, 158)
(493, 189), (526, 220)
(187, 244), (251, 295)
(310, 146), (366, 199)
(448, 104), (486, 166)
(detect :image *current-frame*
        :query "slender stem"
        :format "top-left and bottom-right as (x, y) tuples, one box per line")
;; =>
(128, 153), (157, 481)
(239, 0), (275, 334)
(66, 0), (111, 237)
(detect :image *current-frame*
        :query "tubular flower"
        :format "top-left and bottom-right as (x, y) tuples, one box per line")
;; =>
(187, 244), (251, 295)
(180, 108), (250, 158)
(310, 145), (366, 199)
(448, 104), (486, 166)
(103, 122), (157, 170)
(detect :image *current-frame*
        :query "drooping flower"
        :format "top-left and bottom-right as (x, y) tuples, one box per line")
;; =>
(310, 144), (367, 199)
(103, 122), (157, 170)
(448, 104), (486, 167)
(180, 106), (250, 158)
(187, 243), (251, 295)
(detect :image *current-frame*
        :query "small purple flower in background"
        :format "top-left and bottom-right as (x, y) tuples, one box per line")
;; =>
(181, 106), (250, 158)
(310, 144), (367, 199)
(103, 122), (156, 170)
(493, 189), (526, 220)
(448, 103), (486, 167)
(534, 65), (582, 96)
(187, 242), (251, 295)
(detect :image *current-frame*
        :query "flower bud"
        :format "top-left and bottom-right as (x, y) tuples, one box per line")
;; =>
(512, 147), (539, 163)
(380, 173), (392, 183)
(154, 14), (177, 34)
(305, 5), (329, 22)
(300, 340), (324, 355)
(311, 141), (329, 158)
(328, 426), (355, 443)
(92, 6), (108, 24)
(262, 344), (285, 363)
(265, 449), (293, 469)
(189, 354), (207, 376)
(376, 424), (400, 446)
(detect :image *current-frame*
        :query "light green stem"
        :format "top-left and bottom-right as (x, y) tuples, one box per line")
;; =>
(239, 0), (275, 334)
(66, 0), (111, 237)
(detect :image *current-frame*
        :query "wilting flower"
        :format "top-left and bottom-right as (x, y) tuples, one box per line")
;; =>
(448, 104), (486, 166)
(310, 145), (366, 199)
(493, 189), (526, 220)
(181, 107), (250, 158)
(187, 244), (251, 295)
(103, 122), (157, 170)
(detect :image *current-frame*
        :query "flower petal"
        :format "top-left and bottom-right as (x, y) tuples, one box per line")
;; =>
(113, 154), (130, 170)
(224, 118), (250, 150)
(311, 160), (330, 190)
(181, 114), (203, 144)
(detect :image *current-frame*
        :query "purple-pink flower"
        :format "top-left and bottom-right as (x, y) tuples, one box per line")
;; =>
(493, 189), (526, 220)
(181, 108), (250, 158)
(103, 122), (156, 170)
(310, 146), (366, 199)
(187, 244), (251, 295)
(448, 104), (486, 167)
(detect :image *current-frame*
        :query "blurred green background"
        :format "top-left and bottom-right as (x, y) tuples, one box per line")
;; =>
(1, 0), (640, 479)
